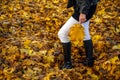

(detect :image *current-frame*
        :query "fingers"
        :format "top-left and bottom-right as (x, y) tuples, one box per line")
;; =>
(79, 13), (86, 24)
(79, 18), (86, 23)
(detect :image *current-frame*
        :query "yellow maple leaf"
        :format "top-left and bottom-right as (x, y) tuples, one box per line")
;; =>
(45, 17), (51, 21)
(112, 44), (120, 50)
(9, 6), (14, 11)
(98, 52), (107, 59)
(95, 41), (105, 51)
(24, 40), (31, 49)
(109, 56), (119, 64)
(92, 35), (102, 42)
(44, 55), (54, 63)
(90, 74), (99, 80)
(102, 61), (111, 71)
(97, 8), (105, 15)
(52, 0), (59, 4)
(94, 17), (103, 23)
(44, 72), (55, 80)
(110, 64), (117, 75)
(0, 15), (6, 20)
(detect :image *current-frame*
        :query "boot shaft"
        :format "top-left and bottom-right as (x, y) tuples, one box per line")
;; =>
(62, 42), (72, 68)
(83, 40), (93, 59)
(83, 40), (95, 67)
(62, 42), (71, 56)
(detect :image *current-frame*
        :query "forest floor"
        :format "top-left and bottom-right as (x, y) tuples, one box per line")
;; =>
(0, 0), (120, 80)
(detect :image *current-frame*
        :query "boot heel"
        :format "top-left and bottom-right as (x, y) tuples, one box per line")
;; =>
(82, 58), (95, 67)
(62, 62), (73, 69)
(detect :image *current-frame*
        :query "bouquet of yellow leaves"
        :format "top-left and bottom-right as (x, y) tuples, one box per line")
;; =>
(69, 24), (85, 47)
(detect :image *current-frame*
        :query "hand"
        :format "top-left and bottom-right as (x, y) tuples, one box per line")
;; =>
(79, 13), (86, 24)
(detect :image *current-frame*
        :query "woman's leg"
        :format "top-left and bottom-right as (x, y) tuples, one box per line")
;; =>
(81, 20), (91, 40)
(58, 16), (79, 69)
(81, 21), (94, 67)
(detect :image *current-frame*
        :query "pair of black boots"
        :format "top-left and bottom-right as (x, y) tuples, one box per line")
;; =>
(61, 40), (94, 69)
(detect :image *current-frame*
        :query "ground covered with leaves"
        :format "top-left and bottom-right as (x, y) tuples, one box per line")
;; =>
(0, 0), (120, 80)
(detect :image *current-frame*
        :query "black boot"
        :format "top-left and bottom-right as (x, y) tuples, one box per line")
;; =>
(61, 42), (73, 69)
(82, 40), (95, 67)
